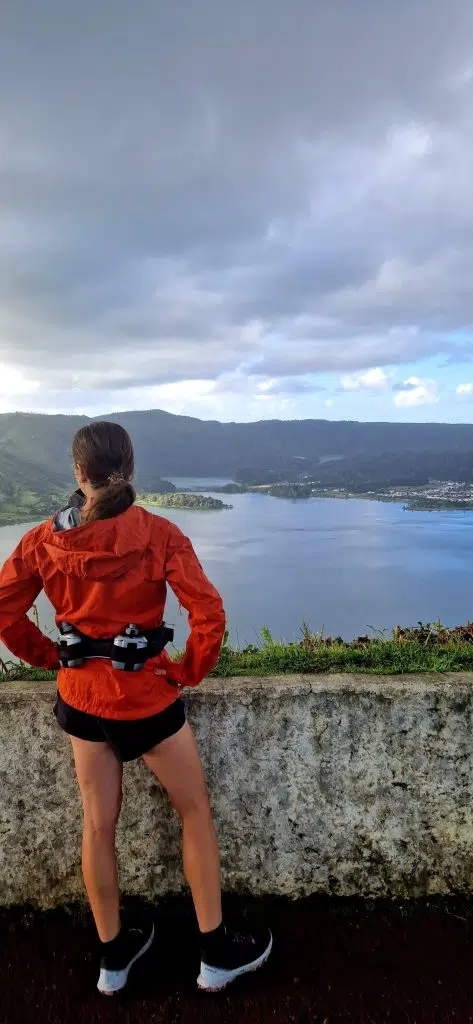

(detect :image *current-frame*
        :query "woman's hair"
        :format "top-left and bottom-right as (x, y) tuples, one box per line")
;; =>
(72, 421), (136, 523)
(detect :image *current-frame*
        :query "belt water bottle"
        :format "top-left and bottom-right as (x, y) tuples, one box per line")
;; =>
(111, 624), (148, 671)
(58, 622), (85, 668)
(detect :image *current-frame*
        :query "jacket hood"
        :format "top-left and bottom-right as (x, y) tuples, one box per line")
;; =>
(43, 501), (153, 581)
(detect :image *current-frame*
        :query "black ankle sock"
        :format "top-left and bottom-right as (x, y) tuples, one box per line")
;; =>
(200, 921), (226, 958)
(101, 927), (126, 955)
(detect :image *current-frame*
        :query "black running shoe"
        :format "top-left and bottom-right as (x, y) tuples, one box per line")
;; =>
(97, 923), (155, 995)
(198, 925), (273, 992)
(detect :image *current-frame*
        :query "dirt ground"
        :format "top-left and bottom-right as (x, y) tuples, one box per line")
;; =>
(0, 894), (472, 1024)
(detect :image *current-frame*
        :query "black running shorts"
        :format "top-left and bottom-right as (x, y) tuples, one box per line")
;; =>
(54, 692), (186, 762)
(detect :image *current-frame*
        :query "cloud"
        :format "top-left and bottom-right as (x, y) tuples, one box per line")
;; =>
(456, 382), (473, 398)
(340, 368), (389, 392)
(255, 377), (323, 396)
(394, 377), (439, 407)
(1, 1), (473, 415)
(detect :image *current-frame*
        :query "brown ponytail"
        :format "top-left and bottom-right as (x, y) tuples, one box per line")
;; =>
(72, 421), (136, 523)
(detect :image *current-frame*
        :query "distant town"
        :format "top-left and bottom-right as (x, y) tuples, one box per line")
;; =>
(314, 482), (473, 512)
(363, 482), (473, 512)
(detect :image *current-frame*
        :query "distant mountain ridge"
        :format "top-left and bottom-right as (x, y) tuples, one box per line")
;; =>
(1, 409), (473, 493)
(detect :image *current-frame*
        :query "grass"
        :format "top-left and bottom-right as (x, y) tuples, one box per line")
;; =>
(213, 622), (473, 676)
(2, 621), (473, 682)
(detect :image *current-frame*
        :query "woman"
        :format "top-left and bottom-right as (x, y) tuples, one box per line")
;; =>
(0, 421), (272, 996)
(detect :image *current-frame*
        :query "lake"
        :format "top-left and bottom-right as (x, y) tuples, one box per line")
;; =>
(1, 480), (473, 661)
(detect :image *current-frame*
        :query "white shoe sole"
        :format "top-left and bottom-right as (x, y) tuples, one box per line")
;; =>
(197, 932), (273, 992)
(97, 923), (155, 996)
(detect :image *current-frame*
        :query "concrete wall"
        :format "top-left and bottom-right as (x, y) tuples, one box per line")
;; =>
(0, 675), (472, 908)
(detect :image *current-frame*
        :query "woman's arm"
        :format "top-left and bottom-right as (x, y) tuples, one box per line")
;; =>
(0, 535), (60, 670)
(163, 523), (226, 688)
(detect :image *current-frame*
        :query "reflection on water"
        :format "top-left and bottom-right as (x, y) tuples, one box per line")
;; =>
(1, 480), (473, 663)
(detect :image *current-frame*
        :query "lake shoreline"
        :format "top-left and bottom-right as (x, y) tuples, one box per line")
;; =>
(2, 488), (473, 527)
(2, 484), (473, 662)
(216, 483), (473, 512)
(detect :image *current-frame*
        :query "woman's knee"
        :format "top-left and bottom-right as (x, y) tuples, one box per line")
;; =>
(143, 721), (213, 822)
(82, 816), (120, 843)
(70, 737), (124, 836)
(81, 787), (123, 837)
(172, 783), (213, 823)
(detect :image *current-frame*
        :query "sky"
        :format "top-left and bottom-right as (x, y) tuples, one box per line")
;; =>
(1, 1), (473, 424)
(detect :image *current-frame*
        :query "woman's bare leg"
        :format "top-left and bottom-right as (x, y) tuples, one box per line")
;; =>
(70, 737), (123, 942)
(142, 722), (222, 933)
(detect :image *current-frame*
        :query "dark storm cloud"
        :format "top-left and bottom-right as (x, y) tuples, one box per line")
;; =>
(1, 0), (473, 401)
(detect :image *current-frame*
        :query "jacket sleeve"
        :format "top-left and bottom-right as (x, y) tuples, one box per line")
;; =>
(162, 524), (226, 687)
(0, 536), (60, 670)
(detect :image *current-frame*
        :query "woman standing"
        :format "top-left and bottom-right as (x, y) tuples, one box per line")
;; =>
(0, 421), (272, 995)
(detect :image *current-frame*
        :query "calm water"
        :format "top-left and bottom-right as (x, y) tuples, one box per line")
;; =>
(1, 481), (473, 660)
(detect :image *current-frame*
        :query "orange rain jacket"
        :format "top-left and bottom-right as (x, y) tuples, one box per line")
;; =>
(0, 504), (226, 719)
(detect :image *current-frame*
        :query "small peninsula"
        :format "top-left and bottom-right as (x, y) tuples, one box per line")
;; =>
(138, 492), (233, 511)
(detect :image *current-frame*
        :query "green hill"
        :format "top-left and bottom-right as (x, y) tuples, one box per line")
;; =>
(1, 410), (473, 484)
(0, 410), (473, 524)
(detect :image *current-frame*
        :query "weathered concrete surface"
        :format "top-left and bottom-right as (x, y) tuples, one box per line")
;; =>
(0, 675), (472, 907)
